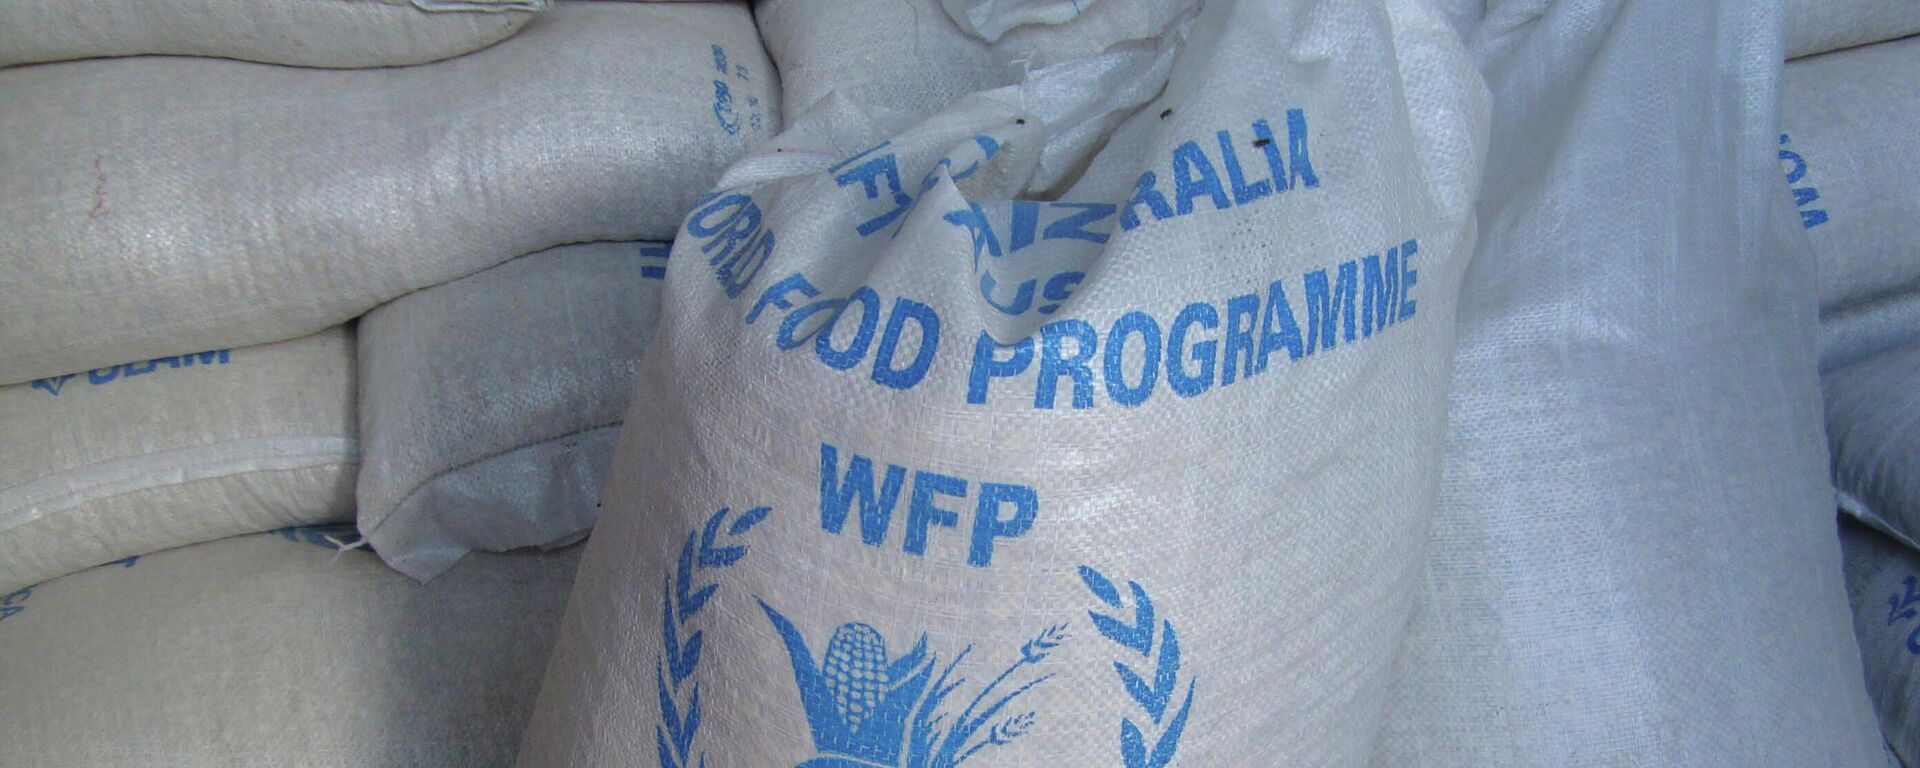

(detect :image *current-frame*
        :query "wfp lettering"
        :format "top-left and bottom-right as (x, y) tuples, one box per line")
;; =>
(819, 442), (1037, 568)
(30, 350), (232, 397)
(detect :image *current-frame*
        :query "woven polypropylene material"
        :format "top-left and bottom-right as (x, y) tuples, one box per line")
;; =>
(356, 242), (665, 582)
(0, 327), (358, 594)
(517, 0), (1489, 764)
(1370, 1), (1887, 765)
(1838, 518), (1920, 767)
(0, 0), (543, 69)
(0, 532), (580, 767)
(0, 1), (775, 385)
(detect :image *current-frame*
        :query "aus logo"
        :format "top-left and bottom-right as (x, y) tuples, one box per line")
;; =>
(758, 601), (1063, 768)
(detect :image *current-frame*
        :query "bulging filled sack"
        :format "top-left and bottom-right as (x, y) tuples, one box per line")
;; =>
(357, 241), (666, 582)
(0, 0), (543, 69)
(0, 1), (776, 385)
(1780, 35), (1920, 313)
(517, 0), (1488, 764)
(1371, 0), (1887, 765)
(1839, 516), (1920, 767)
(0, 529), (580, 767)
(756, 0), (1194, 124)
(1826, 342), (1920, 550)
(0, 327), (356, 594)
(1778, 35), (1920, 368)
(1787, 0), (1920, 59)
(1492, 0), (1920, 59)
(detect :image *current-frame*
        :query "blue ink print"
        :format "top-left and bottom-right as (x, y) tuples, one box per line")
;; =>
(639, 242), (670, 280)
(1080, 566), (1194, 768)
(30, 349), (232, 396)
(1779, 133), (1829, 230)
(655, 506), (770, 768)
(31, 373), (76, 396)
(713, 80), (741, 136)
(272, 523), (364, 550)
(0, 587), (30, 622)
(707, 44), (763, 136)
(760, 600), (1063, 767)
(1887, 574), (1920, 655)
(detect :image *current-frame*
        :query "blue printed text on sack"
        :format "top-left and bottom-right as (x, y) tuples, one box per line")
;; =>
(970, 239), (1419, 409)
(818, 442), (1036, 568)
(1779, 133), (1828, 230)
(30, 350), (232, 397)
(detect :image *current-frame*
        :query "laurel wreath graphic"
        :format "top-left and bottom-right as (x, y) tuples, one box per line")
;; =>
(655, 505), (770, 768)
(1079, 565), (1195, 768)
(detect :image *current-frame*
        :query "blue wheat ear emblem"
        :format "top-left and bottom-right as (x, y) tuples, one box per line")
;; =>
(654, 505), (771, 768)
(1080, 566), (1195, 768)
(760, 601), (1065, 768)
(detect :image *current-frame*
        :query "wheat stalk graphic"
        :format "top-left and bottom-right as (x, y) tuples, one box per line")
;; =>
(1079, 566), (1195, 768)
(654, 506), (770, 768)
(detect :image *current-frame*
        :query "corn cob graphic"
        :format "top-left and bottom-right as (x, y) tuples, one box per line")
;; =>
(822, 623), (892, 734)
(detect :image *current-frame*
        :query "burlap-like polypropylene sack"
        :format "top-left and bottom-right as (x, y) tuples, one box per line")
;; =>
(0, 0), (543, 69)
(1839, 516), (1920, 767)
(357, 241), (666, 582)
(1787, 0), (1920, 59)
(756, 0), (1194, 124)
(0, 530), (579, 767)
(0, 1), (774, 385)
(1371, 1), (1887, 765)
(0, 327), (356, 594)
(1492, 0), (1920, 59)
(1778, 36), (1920, 373)
(1780, 36), (1920, 316)
(1827, 343), (1920, 551)
(518, 0), (1488, 764)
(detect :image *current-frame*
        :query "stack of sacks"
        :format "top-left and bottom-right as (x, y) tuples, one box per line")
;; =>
(1779, 35), (1920, 372)
(1826, 344), (1920, 553)
(356, 242), (668, 581)
(1787, 0), (1920, 60)
(1782, 25), (1920, 723)
(521, 0), (1492, 765)
(0, 1), (777, 592)
(0, 528), (581, 767)
(1372, 0), (1889, 764)
(1484, 0), (1920, 60)
(0, 329), (356, 594)
(1838, 517), (1920, 767)
(0, 0), (543, 68)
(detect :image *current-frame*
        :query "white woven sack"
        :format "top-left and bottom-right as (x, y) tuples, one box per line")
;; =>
(1826, 342), (1920, 551)
(1839, 516), (1920, 767)
(756, 0), (1194, 125)
(0, 0), (775, 385)
(0, 529), (580, 767)
(357, 241), (667, 582)
(0, 327), (356, 595)
(1778, 36), (1920, 369)
(0, 0), (544, 69)
(1492, 0), (1920, 59)
(1371, 1), (1887, 765)
(1787, 0), (1920, 59)
(517, 0), (1488, 764)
